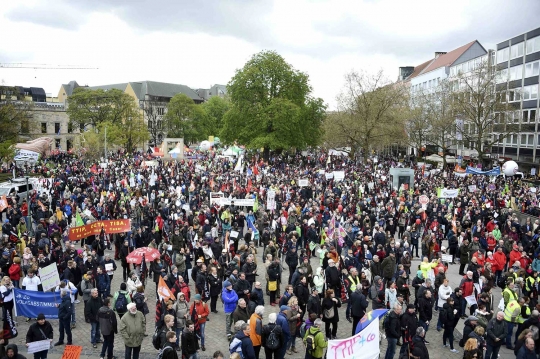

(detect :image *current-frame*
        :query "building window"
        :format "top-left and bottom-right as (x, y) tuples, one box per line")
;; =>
(509, 65), (523, 81)
(508, 90), (521, 102)
(505, 134), (518, 146)
(526, 36), (540, 55)
(54, 123), (61, 135)
(68, 122), (73, 133)
(41, 123), (47, 134)
(520, 133), (534, 147)
(523, 109), (537, 123)
(522, 85), (539, 100)
(55, 139), (61, 149)
(511, 42), (524, 59)
(157, 107), (165, 116)
(525, 61), (540, 78)
(497, 68), (508, 83)
(497, 48), (509, 64)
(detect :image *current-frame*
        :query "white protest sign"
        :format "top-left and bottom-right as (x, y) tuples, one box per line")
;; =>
(105, 263), (114, 271)
(465, 294), (477, 306)
(298, 179), (309, 187)
(39, 263), (61, 292)
(325, 172), (334, 180)
(441, 254), (453, 263)
(230, 231), (239, 238)
(468, 185), (477, 192)
(333, 171), (345, 182)
(27, 340), (51, 354)
(327, 315), (380, 359)
(266, 190), (276, 211)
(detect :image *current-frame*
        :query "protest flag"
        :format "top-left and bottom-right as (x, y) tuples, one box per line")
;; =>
(158, 275), (176, 301)
(75, 211), (84, 227)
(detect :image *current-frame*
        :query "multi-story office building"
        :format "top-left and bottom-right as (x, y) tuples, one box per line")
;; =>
(492, 27), (540, 170)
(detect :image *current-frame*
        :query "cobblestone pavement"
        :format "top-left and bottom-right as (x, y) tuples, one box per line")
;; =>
(12, 241), (516, 359)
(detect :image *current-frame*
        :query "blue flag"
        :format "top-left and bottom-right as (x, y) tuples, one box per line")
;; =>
(14, 289), (60, 319)
(247, 218), (259, 241)
(355, 309), (389, 334)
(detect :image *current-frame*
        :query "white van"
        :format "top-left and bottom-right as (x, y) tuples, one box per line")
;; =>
(0, 177), (43, 204)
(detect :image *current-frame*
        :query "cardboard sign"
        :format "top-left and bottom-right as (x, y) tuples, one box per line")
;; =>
(39, 263), (61, 292)
(68, 219), (131, 241)
(61, 345), (83, 359)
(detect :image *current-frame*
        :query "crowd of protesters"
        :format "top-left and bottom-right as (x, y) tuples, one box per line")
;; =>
(0, 149), (539, 359)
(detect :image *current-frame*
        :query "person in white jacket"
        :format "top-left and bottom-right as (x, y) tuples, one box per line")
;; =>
(437, 278), (453, 331)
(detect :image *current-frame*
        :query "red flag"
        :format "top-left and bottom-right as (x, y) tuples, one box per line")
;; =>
(247, 178), (252, 193)
(253, 166), (259, 175)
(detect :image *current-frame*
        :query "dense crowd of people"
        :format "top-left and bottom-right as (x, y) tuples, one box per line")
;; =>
(0, 149), (539, 359)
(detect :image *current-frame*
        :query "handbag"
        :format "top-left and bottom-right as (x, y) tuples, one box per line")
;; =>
(268, 281), (277, 291)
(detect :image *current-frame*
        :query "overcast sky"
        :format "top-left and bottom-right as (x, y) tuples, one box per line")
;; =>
(1, 0), (538, 109)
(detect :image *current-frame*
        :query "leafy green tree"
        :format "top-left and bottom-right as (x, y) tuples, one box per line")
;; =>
(67, 88), (139, 128)
(0, 86), (32, 162)
(199, 96), (230, 138)
(164, 93), (205, 144)
(221, 51), (326, 158)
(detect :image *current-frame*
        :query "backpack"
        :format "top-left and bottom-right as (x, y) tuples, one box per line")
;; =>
(115, 292), (128, 313)
(266, 326), (280, 351)
(305, 329), (320, 352)
(229, 338), (244, 358)
(299, 322), (307, 339)
(156, 345), (173, 359)
(152, 326), (162, 350)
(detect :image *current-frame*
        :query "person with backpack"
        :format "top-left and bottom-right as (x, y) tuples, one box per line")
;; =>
(112, 283), (132, 318)
(97, 297), (118, 359)
(261, 313), (284, 359)
(384, 303), (402, 359)
(155, 314), (175, 350)
(230, 322), (256, 359)
(303, 318), (327, 359)
(441, 297), (459, 353)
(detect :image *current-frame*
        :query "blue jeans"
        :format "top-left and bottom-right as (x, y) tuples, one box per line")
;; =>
(199, 322), (205, 346)
(287, 336), (296, 350)
(420, 320), (429, 334)
(506, 322), (515, 347)
(91, 321), (101, 344)
(175, 327), (182, 347)
(385, 337), (397, 359)
(436, 306), (443, 330)
(71, 302), (76, 324)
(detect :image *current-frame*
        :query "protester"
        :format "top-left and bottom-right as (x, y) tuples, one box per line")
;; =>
(54, 289), (72, 346)
(97, 298), (118, 359)
(120, 303), (146, 359)
(25, 313), (53, 359)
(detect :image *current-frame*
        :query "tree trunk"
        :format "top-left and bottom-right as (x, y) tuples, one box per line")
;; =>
(263, 147), (270, 162)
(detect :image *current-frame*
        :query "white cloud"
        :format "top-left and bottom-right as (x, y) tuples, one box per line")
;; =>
(0, 0), (538, 109)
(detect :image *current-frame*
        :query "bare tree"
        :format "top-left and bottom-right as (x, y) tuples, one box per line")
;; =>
(324, 70), (408, 160)
(450, 60), (512, 166)
(141, 97), (166, 146)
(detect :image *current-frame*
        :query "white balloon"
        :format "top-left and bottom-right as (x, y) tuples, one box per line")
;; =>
(502, 160), (519, 176)
(199, 141), (211, 151)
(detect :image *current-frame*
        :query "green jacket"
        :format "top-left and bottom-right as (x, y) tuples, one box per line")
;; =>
(120, 311), (146, 347)
(303, 326), (327, 358)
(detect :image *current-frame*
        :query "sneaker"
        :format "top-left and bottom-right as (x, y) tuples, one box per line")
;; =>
(93, 344), (97, 348)
(100, 357), (104, 359)
(450, 349), (459, 353)
(74, 300), (81, 304)
(443, 344), (450, 347)
(424, 340), (430, 345)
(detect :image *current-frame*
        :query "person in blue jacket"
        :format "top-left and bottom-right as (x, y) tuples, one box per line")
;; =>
(222, 280), (239, 340)
(276, 305), (291, 359)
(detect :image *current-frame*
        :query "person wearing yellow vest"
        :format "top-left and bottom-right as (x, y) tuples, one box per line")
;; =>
(503, 297), (524, 350)
(345, 268), (361, 322)
(503, 282), (518, 308)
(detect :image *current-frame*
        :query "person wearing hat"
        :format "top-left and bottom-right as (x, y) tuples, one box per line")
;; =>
(398, 304), (418, 357)
(190, 294), (209, 351)
(462, 315), (478, 346)
(119, 303), (146, 359)
(25, 313), (53, 359)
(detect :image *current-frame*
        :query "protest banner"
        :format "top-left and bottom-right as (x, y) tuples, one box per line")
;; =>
(328, 313), (381, 359)
(325, 172), (334, 180)
(354, 309), (388, 334)
(68, 219), (131, 241)
(14, 289), (59, 319)
(27, 340), (51, 354)
(333, 171), (345, 182)
(61, 345), (83, 359)
(38, 263), (61, 292)
(437, 188), (460, 198)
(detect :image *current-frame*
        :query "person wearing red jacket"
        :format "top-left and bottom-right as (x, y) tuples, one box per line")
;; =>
(486, 218), (496, 233)
(509, 245), (522, 267)
(486, 233), (497, 252)
(8, 257), (21, 288)
(472, 252), (485, 268)
(519, 251), (532, 270)
(459, 272), (476, 315)
(485, 252), (499, 272)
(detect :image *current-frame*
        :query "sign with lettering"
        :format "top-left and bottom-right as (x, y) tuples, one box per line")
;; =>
(39, 263), (60, 292)
(298, 179), (309, 187)
(328, 314), (380, 359)
(27, 340), (51, 354)
(14, 289), (59, 319)
(68, 219), (131, 241)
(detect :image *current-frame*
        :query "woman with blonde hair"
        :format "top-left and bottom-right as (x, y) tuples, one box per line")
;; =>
(285, 296), (300, 354)
(0, 276), (15, 320)
(463, 338), (480, 359)
(514, 328), (533, 355)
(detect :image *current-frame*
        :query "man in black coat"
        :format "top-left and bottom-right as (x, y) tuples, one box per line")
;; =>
(26, 312), (54, 351)
(399, 304), (418, 357)
(285, 247), (299, 284)
(307, 288), (322, 317)
(417, 289), (433, 344)
(84, 288), (104, 347)
(324, 259), (340, 294)
(411, 327), (430, 359)
(384, 304), (403, 359)
(234, 272), (251, 301)
(349, 287), (368, 336)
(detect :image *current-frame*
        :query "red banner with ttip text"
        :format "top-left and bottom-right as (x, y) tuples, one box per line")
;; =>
(68, 219), (131, 241)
